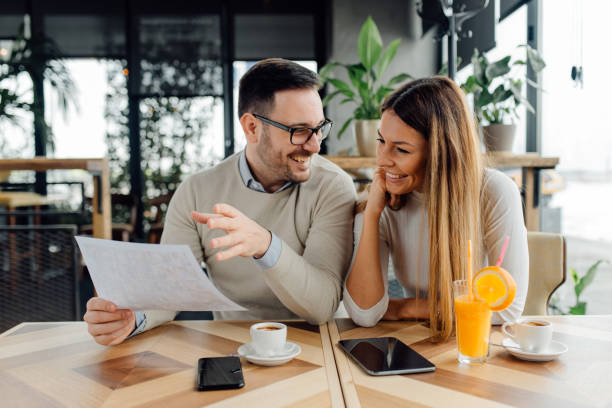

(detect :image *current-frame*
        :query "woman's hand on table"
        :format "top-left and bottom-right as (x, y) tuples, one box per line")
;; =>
(383, 298), (429, 321)
(84, 297), (135, 346)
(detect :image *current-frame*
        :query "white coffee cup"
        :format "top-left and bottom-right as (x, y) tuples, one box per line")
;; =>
(502, 319), (553, 352)
(250, 322), (287, 356)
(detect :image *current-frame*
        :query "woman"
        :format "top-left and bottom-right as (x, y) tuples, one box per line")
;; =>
(343, 77), (528, 341)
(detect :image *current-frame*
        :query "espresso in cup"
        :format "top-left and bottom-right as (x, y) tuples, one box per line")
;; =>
(502, 319), (552, 352)
(525, 321), (547, 327)
(257, 325), (282, 331)
(250, 322), (287, 356)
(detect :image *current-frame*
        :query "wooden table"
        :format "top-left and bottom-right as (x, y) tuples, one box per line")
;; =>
(0, 158), (111, 239)
(323, 153), (559, 231)
(329, 316), (612, 408)
(0, 320), (343, 408)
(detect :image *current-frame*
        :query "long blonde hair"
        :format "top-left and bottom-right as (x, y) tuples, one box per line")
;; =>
(380, 77), (483, 341)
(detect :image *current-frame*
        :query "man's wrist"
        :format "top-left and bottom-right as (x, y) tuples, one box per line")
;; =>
(253, 232), (281, 269)
(128, 311), (147, 338)
(254, 228), (272, 259)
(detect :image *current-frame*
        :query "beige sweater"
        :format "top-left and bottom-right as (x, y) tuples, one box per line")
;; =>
(344, 169), (529, 326)
(141, 153), (356, 331)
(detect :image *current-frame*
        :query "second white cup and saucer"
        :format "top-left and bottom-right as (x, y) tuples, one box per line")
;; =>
(501, 319), (568, 362)
(237, 322), (302, 366)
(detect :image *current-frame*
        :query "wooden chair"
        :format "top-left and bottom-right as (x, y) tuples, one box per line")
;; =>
(523, 231), (567, 315)
(80, 194), (138, 242)
(146, 192), (173, 244)
(0, 171), (50, 226)
(0, 225), (80, 332)
(0, 172), (53, 292)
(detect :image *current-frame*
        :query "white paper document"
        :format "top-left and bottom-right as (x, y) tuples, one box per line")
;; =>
(75, 236), (246, 311)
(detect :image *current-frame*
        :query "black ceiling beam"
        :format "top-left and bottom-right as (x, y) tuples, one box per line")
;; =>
(0, 2), (26, 14)
(31, 0), (124, 15)
(0, 0), (328, 16)
(229, 0), (326, 14)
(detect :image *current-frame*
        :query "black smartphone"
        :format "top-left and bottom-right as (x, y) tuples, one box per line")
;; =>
(197, 356), (245, 391)
(338, 337), (435, 376)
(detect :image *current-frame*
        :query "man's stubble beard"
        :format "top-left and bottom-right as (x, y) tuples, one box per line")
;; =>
(256, 127), (312, 184)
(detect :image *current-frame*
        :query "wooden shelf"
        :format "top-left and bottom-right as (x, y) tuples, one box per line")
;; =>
(323, 153), (559, 170)
(322, 153), (560, 232)
(322, 156), (376, 169)
(485, 152), (559, 168)
(0, 157), (106, 172)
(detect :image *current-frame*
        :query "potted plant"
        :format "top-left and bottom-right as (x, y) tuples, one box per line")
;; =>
(461, 45), (545, 152)
(549, 259), (609, 315)
(319, 16), (412, 157)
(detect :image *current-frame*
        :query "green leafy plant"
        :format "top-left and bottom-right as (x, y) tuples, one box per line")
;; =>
(319, 16), (412, 138)
(461, 45), (545, 125)
(549, 259), (609, 315)
(0, 86), (30, 126)
(0, 24), (77, 153)
(104, 61), (219, 229)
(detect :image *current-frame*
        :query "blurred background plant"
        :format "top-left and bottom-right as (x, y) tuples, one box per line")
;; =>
(461, 44), (545, 125)
(549, 259), (609, 315)
(103, 61), (217, 227)
(318, 16), (412, 138)
(0, 23), (77, 154)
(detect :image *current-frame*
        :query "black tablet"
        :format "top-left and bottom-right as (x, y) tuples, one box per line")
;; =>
(338, 337), (435, 376)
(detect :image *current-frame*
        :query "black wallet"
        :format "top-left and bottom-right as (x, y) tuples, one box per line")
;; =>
(197, 356), (245, 391)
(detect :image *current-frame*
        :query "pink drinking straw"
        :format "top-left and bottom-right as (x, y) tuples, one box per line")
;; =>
(495, 236), (511, 267)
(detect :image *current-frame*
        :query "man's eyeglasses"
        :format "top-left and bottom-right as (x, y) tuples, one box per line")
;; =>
(253, 114), (333, 145)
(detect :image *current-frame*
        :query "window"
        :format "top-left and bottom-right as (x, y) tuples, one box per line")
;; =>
(0, 39), (34, 159)
(1, 2), (327, 236)
(456, 4), (528, 152)
(47, 59), (107, 159)
(541, 0), (612, 314)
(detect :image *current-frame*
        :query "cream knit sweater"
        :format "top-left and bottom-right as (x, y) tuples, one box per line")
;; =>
(141, 152), (356, 331)
(344, 169), (529, 326)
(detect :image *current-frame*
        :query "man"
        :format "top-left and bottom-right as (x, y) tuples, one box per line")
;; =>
(84, 58), (357, 345)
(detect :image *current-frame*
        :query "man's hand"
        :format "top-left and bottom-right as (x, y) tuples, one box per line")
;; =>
(191, 203), (272, 261)
(83, 297), (135, 346)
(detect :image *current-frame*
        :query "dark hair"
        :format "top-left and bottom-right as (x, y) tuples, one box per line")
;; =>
(238, 58), (321, 117)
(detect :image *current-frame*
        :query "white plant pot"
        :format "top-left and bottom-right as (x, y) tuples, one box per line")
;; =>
(354, 119), (380, 157)
(482, 124), (516, 152)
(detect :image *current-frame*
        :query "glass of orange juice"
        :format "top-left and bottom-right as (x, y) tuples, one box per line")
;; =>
(453, 280), (492, 364)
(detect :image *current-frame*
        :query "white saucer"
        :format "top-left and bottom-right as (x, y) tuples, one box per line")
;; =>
(502, 337), (568, 362)
(237, 342), (301, 366)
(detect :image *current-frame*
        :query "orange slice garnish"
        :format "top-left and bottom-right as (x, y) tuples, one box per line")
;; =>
(472, 266), (516, 311)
